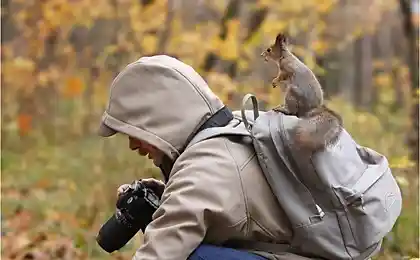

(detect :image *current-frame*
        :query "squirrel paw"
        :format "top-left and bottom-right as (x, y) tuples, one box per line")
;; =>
(272, 79), (280, 88)
(273, 105), (294, 115)
(279, 73), (289, 81)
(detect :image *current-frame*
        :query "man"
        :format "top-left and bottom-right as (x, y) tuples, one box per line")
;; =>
(98, 55), (306, 260)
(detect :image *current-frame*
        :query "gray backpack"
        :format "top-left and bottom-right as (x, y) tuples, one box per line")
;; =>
(187, 93), (402, 260)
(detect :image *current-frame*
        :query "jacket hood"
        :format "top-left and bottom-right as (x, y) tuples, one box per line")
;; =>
(98, 55), (225, 162)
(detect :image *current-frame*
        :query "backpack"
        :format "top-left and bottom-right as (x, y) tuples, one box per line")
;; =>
(186, 93), (403, 260)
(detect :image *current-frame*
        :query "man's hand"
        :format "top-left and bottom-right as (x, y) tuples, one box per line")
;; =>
(141, 178), (165, 199)
(117, 183), (131, 197)
(117, 178), (165, 199)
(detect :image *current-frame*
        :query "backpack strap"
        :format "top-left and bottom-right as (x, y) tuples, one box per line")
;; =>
(186, 94), (261, 149)
(181, 106), (234, 152)
(240, 93), (260, 132)
(161, 106), (235, 182)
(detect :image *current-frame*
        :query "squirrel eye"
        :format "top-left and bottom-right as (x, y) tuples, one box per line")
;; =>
(267, 48), (271, 52)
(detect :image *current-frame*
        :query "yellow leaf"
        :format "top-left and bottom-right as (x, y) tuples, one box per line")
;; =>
(37, 71), (50, 87)
(219, 20), (241, 61)
(226, 19), (240, 37)
(45, 209), (61, 221)
(14, 57), (36, 71)
(390, 155), (416, 169)
(220, 38), (239, 61)
(311, 40), (328, 54)
(104, 45), (119, 55)
(316, 0), (336, 13)
(372, 60), (386, 70)
(209, 37), (223, 53)
(68, 180), (77, 192)
(395, 176), (409, 187)
(374, 74), (392, 87)
(2, 58), (37, 93)
(263, 21), (288, 36)
(238, 59), (249, 71)
(141, 34), (157, 54)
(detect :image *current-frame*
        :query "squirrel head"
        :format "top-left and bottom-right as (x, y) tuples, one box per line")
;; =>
(261, 33), (289, 62)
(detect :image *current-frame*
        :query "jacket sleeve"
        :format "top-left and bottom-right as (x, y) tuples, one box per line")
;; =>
(132, 142), (246, 260)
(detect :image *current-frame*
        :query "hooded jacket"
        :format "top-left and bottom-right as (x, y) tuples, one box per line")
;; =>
(98, 55), (309, 260)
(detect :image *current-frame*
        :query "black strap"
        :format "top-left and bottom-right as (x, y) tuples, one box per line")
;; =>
(180, 106), (234, 154)
(197, 106), (234, 132)
(160, 106), (234, 182)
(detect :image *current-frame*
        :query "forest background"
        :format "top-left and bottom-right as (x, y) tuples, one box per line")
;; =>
(1, 0), (419, 259)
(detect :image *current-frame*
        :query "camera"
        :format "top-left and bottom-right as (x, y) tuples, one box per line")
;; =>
(96, 180), (160, 253)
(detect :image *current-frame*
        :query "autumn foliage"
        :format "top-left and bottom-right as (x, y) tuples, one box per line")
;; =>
(1, 0), (419, 259)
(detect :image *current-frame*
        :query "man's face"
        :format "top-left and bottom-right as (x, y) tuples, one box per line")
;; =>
(128, 136), (163, 166)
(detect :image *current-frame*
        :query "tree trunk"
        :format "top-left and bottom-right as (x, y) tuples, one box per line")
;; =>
(381, 11), (404, 111)
(338, 41), (356, 103)
(354, 35), (373, 109)
(156, 0), (175, 54)
(399, 0), (419, 167)
(0, 0), (18, 43)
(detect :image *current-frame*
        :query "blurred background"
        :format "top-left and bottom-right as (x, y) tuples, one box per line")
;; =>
(1, 0), (419, 259)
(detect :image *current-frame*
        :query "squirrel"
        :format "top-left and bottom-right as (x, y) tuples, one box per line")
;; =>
(261, 33), (343, 152)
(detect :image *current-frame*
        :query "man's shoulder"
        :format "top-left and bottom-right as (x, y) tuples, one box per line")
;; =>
(186, 134), (255, 169)
(165, 137), (249, 212)
(169, 135), (255, 181)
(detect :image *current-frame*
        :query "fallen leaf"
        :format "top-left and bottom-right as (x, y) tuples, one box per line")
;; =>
(6, 208), (33, 233)
(34, 179), (52, 190)
(17, 114), (32, 136)
(63, 77), (84, 98)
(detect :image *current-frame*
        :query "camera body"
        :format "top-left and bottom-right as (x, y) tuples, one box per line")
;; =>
(96, 180), (160, 253)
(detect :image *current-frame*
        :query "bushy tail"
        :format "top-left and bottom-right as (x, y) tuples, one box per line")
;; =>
(291, 105), (343, 152)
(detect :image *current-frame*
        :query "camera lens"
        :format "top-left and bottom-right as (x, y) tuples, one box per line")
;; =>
(96, 213), (141, 253)
(96, 182), (159, 253)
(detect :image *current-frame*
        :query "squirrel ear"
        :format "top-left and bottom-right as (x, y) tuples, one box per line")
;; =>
(275, 33), (288, 46)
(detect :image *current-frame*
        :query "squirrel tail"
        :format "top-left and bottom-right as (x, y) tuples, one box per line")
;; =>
(291, 105), (343, 152)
